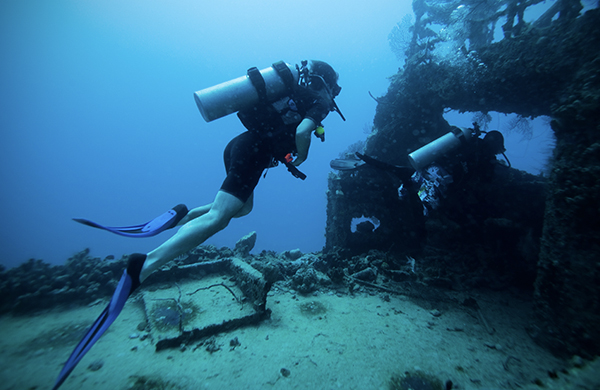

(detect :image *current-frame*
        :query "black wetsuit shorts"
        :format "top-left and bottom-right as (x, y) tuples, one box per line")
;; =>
(219, 86), (331, 203)
(220, 131), (276, 203)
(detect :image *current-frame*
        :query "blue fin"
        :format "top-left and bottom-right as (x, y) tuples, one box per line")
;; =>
(73, 204), (188, 237)
(52, 254), (145, 390)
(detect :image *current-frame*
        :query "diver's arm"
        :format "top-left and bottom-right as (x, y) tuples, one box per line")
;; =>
(293, 118), (317, 166)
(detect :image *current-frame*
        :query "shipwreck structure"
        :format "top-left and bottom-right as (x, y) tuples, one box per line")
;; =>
(325, 0), (599, 357)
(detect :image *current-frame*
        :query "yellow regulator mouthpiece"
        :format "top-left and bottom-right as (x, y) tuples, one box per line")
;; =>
(315, 126), (325, 136)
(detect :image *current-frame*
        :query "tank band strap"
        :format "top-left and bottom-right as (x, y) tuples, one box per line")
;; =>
(452, 126), (470, 146)
(272, 61), (295, 92)
(247, 67), (268, 103)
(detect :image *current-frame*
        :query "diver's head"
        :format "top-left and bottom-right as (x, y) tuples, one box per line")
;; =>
(298, 60), (345, 121)
(483, 130), (506, 155)
(302, 60), (341, 98)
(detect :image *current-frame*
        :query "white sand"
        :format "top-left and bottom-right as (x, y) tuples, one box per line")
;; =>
(0, 285), (586, 390)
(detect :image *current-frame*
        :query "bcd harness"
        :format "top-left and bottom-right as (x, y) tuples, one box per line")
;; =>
(238, 61), (310, 180)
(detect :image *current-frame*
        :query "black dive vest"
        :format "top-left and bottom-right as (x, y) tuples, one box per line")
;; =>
(236, 61), (303, 138)
(237, 93), (303, 137)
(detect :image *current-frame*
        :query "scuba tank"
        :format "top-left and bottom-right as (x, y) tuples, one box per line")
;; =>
(408, 126), (474, 171)
(194, 61), (299, 123)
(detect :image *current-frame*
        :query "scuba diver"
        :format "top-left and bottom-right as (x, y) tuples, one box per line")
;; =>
(138, 60), (344, 281)
(329, 123), (507, 256)
(53, 60), (344, 390)
(409, 123), (509, 215)
(331, 123), (509, 216)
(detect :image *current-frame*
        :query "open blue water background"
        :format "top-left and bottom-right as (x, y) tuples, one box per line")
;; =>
(0, 0), (553, 268)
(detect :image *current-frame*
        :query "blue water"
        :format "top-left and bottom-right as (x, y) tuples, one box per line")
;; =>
(0, 0), (552, 268)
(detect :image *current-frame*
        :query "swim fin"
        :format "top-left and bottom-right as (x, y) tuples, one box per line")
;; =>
(355, 152), (415, 182)
(52, 253), (146, 390)
(73, 204), (188, 237)
(329, 157), (366, 171)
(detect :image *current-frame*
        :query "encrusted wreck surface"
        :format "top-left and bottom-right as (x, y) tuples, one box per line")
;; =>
(326, 2), (600, 357)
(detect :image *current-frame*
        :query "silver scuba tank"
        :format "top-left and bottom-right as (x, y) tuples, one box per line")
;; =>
(194, 62), (299, 123)
(408, 127), (474, 171)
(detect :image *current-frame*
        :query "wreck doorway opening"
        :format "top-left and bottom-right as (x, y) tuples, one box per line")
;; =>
(350, 216), (381, 233)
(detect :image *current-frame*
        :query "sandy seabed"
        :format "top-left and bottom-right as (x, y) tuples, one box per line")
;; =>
(0, 283), (598, 390)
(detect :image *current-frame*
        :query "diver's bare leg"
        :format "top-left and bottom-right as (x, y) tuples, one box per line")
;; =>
(139, 191), (244, 282)
(177, 204), (212, 226)
(177, 191), (252, 226)
(234, 192), (253, 218)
